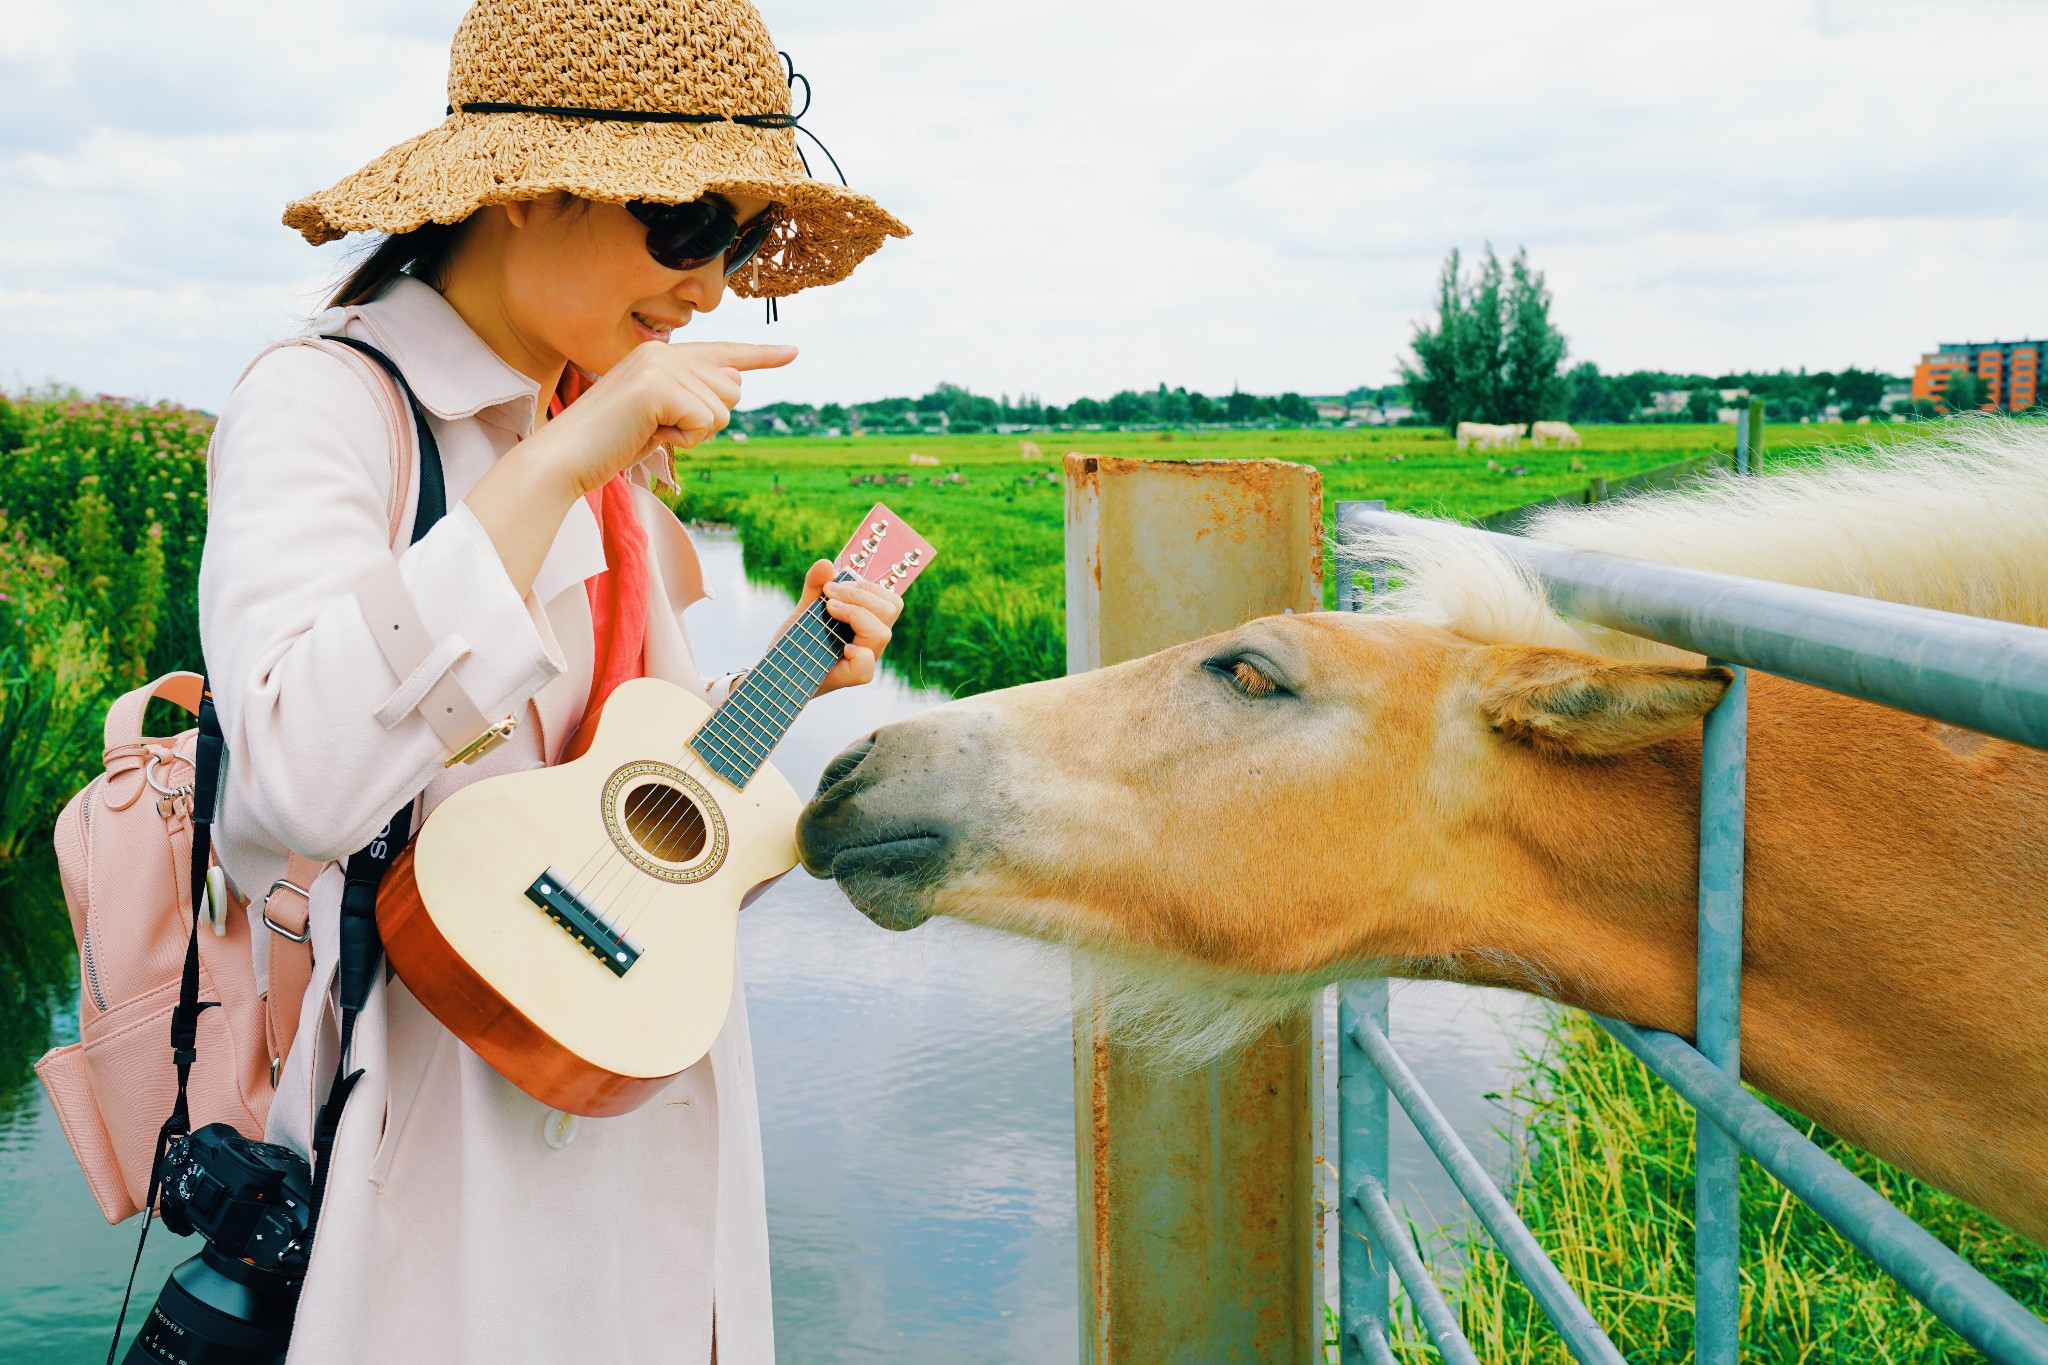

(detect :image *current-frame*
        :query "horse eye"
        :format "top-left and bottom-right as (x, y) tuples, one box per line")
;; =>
(1204, 655), (1289, 699)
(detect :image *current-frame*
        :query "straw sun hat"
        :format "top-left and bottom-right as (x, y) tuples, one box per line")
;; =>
(283, 0), (908, 298)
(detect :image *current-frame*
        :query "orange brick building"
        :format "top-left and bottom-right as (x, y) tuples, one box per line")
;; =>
(1912, 340), (2044, 411)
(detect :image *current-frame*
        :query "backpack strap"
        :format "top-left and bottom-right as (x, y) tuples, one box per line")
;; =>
(258, 851), (332, 1077)
(210, 332), (416, 544)
(100, 672), (205, 754)
(287, 336), (450, 1244)
(215, 330), (430, 1071)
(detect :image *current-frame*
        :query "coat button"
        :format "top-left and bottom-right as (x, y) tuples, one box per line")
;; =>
(541, 1108), (580, 1149)
(307, 306), (349, 336)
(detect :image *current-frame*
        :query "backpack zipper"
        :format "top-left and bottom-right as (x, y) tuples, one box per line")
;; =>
(78, 772), (108, 1013)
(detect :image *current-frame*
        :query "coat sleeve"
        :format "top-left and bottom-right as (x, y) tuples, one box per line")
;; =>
(198, 344), (566, 862)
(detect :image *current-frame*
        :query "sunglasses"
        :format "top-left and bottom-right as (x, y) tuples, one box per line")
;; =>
(626, 196), (776, 276)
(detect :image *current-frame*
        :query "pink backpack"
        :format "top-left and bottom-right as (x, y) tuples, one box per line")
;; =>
(33, 334), (422, 1224)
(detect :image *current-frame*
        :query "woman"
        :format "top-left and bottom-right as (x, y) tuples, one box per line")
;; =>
(197, 0), (909, 1359)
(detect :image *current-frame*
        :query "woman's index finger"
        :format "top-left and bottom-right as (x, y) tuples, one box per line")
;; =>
(684, 342), (799, 371)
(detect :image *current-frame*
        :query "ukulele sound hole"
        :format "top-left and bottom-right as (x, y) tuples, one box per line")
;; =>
(621, 781), (708, 864)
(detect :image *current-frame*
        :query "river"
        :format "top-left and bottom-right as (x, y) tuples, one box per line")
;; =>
(0, 528), (1547, 1361)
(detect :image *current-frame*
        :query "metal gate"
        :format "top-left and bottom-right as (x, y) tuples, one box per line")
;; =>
(1330, 455), (2048, 1363)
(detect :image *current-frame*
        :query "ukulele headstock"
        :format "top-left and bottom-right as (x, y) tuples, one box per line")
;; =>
(834, 503), (936, 595)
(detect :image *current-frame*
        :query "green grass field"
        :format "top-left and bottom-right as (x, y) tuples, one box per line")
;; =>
(663, 423), (1892, 695)
(1401, 1011), (2048, 1363)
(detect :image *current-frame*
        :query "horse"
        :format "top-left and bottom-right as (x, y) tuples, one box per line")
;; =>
(797, 423), (2048, 1243)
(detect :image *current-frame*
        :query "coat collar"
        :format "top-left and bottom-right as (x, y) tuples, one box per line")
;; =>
(310, 277), (679, 491)
(312, 276), (542, 432)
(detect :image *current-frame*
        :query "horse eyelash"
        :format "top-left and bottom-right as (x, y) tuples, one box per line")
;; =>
(1206, 656), (1286, 699)
(1233, 661), (1277, 697)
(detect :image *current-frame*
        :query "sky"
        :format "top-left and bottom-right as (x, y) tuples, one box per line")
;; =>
(3, 0), (2047, 412)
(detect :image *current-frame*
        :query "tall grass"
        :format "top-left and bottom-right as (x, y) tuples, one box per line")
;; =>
(1387, 1011), (2048, 1362)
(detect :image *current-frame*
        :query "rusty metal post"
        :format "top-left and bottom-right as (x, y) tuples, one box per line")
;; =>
(1065, 454), (1324, 1365)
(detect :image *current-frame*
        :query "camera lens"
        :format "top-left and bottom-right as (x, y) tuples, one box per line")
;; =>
(122, 1245), (303, 1365)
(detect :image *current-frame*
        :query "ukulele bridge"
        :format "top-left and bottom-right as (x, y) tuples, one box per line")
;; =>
(526, 868), (642, 977)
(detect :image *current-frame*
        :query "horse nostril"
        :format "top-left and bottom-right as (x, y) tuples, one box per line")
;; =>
(812, 736), (877, 803)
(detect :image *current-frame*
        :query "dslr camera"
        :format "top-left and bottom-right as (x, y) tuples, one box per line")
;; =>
(123, 1123), (314, 1365)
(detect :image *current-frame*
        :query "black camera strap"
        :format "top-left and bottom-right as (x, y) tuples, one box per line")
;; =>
(104, 680), (228, 1364)
(109, 334), (446, 1362)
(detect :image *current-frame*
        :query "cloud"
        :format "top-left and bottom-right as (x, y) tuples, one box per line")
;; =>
(3, 0), (2046, 409)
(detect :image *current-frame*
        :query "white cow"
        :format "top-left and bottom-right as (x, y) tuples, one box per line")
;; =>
(1019, 440), (1043, 460)
(1457, 421), (1528, 452)
(1530, 420), (1582, 449)
(908, 452), (942, 466)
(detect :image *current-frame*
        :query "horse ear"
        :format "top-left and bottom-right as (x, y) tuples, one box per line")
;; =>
(1478, 646), (1733, 755)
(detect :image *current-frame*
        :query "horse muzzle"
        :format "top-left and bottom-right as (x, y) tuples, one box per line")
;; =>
(798, 711), (993, 930)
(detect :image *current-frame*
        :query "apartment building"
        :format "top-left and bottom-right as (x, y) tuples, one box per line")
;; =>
(1911, 340), (2044, 410)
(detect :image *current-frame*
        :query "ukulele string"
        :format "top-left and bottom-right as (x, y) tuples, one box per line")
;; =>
(535, 551), (884, 943)
(609, 604), (852, 934)
(605, 601), (853, 934)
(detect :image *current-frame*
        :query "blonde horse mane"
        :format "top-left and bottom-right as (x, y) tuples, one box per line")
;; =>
(1344, 418), (2048, 661)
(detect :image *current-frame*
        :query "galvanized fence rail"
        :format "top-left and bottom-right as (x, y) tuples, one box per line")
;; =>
(1329, 424), (2048, 1362)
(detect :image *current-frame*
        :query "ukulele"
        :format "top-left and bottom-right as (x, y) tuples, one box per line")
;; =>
(377, 504), (935, 1115)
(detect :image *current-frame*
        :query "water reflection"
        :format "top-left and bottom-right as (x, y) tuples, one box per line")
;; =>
(1, 849), (74, 1121)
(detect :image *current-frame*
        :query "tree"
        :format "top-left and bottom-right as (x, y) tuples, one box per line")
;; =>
(1400, 244), (1567, 429)
(1498, 249), (1567, 422)
(1941, 369), (1987, 413)
(1562, 362), (1631, 424)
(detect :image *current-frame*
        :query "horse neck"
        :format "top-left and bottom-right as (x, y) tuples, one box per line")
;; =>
(1463, 675), (2048, 1239)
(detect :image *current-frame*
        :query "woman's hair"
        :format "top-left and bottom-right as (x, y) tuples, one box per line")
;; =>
(325, 218), (471, 309)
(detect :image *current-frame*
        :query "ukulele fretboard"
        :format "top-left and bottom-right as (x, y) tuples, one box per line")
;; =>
(689, 572), (858, 787)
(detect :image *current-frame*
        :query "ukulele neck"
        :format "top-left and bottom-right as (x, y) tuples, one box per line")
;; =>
(689, 572), (857, 788)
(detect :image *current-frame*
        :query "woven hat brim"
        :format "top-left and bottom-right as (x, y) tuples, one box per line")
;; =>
(282, 113), (909, 298)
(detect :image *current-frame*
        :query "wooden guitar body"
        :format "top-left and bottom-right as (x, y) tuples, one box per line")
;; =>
(378, 675), (803, 1116)
(377, 502), (935, 1117)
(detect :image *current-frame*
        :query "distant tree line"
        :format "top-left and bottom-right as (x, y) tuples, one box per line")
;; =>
(1558, 363), (1905, 425)
(739, 381), (1411, 436)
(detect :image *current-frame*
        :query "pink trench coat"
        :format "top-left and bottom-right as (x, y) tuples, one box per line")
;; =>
(197, 276), (774, 1364)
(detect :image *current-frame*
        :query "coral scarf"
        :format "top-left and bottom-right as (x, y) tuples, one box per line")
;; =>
(550, 366), (649, 763)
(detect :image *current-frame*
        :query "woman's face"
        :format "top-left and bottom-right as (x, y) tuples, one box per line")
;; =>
(483, 190), (775, 378)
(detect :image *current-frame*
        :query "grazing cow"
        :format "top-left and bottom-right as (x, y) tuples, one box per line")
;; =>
(800, 424), (2048, 1243)
(1531, 420), (1582, 449)
(908, 452), (942, 467)
(1459, 421), (1527, 452)
(1020, 441), (1044, 460)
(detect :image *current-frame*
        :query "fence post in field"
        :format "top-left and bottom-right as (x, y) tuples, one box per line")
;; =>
(1736, 396), (1766, 475)
(1065, 455), (1325, 1365)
